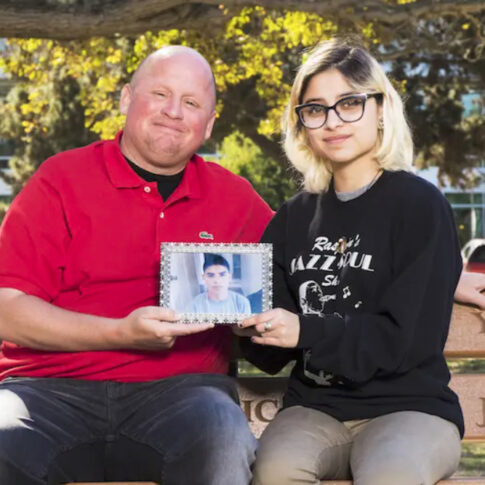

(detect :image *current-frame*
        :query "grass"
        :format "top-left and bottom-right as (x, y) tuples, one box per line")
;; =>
(456, 443), (485, 476)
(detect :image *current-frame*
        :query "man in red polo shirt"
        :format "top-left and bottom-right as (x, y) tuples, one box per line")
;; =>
(0, 46), (273, 484)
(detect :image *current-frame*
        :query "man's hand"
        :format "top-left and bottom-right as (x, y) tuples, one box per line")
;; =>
(238, 308), (300, 348)
(117, 306), (214, 350)
(455, 271), (485, 310)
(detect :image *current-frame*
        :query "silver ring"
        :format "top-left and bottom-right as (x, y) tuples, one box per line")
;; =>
(263, 321), (272, 332)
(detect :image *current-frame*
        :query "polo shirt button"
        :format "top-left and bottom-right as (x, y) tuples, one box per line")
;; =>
(144, 186), (151, 193)
(160, 212), (165, 219)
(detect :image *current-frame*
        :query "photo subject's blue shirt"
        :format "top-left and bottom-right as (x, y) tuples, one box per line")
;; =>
(189, 290), (251, 314)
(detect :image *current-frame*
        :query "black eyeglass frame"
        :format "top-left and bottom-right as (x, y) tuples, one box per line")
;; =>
(295, 93), (383, 129)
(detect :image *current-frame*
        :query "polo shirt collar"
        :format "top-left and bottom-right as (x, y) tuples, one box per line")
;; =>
(104, 131), (143, 189)
(104, 130), (202, 200)
(174, 154), (202, 201)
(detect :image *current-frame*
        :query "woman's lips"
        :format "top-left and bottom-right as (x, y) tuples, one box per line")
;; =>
(323, 135), (351, 144)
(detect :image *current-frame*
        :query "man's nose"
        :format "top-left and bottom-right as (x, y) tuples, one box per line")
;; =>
(162, 97), (183, 119)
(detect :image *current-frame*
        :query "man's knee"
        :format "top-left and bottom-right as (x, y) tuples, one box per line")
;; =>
(161, 387), (256, 484)
(0, 390), (45, 481)
(186, 387), (253, 448)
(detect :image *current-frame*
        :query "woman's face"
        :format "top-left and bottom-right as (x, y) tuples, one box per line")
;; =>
(301, 68), (381, 169)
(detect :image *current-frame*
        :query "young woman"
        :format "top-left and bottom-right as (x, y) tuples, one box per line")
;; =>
(239, 38), (463, 485)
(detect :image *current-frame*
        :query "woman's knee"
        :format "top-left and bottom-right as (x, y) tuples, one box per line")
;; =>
(253, 407), (352, 485)
(253, 446), (319, 485)
(351, 412), (462, 485)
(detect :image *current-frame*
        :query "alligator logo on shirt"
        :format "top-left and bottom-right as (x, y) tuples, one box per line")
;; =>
(199, 231), (214, 240)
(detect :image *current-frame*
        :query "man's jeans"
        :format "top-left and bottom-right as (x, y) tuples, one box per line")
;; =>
(0, 373), (257, 485)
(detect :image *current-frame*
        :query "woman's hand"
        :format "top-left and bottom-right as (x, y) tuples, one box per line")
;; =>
(239, 308), (300, 348)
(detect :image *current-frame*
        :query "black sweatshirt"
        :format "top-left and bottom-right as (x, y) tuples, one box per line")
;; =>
(241, 170), (464, 437)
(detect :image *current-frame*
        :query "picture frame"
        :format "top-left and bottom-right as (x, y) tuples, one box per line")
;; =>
(160, 242), (273, 324)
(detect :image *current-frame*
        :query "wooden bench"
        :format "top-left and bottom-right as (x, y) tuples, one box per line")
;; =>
(69, 303), (485, 484)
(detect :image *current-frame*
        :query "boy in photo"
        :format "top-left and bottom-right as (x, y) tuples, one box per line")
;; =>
(189, 254), (251, 314)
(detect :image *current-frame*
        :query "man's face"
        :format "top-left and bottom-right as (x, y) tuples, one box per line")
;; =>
(202, 264), (231, 301)
(120, 51), (216, 175)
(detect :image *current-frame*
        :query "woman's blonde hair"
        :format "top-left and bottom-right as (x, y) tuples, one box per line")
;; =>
(283, 38), (414, 193)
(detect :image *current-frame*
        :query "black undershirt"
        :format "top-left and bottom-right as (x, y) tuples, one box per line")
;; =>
(125, 157), (185, 201)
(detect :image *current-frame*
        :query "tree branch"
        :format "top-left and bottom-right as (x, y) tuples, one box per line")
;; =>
(1, 0), (485, 40)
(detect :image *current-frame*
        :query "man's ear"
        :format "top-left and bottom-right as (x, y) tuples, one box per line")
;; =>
(119, 84), (132, 115)
(204, 110), (217, 141)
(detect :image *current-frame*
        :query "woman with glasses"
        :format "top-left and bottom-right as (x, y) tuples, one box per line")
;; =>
(238, 38), (463, 485)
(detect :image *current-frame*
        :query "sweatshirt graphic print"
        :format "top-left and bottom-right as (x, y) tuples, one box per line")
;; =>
(292, 232), (376, 387)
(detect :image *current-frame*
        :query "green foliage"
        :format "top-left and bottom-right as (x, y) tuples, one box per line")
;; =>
(216, 131), (299, 210)
(459, 443), (485, 476)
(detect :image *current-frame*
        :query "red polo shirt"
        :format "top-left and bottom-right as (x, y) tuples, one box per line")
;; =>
(0, 132), (273, 382)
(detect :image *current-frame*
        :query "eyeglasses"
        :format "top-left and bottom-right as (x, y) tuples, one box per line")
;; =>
(295, 93), (383, 129)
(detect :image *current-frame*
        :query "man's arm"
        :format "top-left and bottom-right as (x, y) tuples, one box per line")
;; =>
(454, 271), (485, 309)
(0, 288), (213, 351)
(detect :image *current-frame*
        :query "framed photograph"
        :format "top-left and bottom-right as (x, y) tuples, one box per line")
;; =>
(160, 243), (273, 324)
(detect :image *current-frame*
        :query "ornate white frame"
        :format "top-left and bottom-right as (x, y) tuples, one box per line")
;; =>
(160, 242), (273, 324)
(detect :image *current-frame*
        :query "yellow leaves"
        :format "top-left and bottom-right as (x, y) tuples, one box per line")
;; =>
(220, 8), (342, 136)
(1, 7), (378, 151)
(361, 22), (377, 41)
(96, 75), (119, 92)
(277, 11), (337, 48)
(90, 114), (125, 140)
(383, 0), (416, 4)
(19, 39), (44, 53)
(225, 6), (258, 39)
(106, 49), (122, 65)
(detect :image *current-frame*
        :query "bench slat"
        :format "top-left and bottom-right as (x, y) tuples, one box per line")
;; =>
(67, 479), (485, 484)
(321, 481), (484, 484)
(445, 304), (485, 357)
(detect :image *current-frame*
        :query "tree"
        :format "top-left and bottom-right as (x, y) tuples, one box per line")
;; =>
(0, 8), (343, 193)
(215, 131), (299, 210)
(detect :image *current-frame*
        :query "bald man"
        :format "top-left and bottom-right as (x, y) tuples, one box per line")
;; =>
(0, 46), (273, 484)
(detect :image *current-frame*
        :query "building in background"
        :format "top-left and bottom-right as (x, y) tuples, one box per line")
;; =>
(418, 166), (485, 247)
